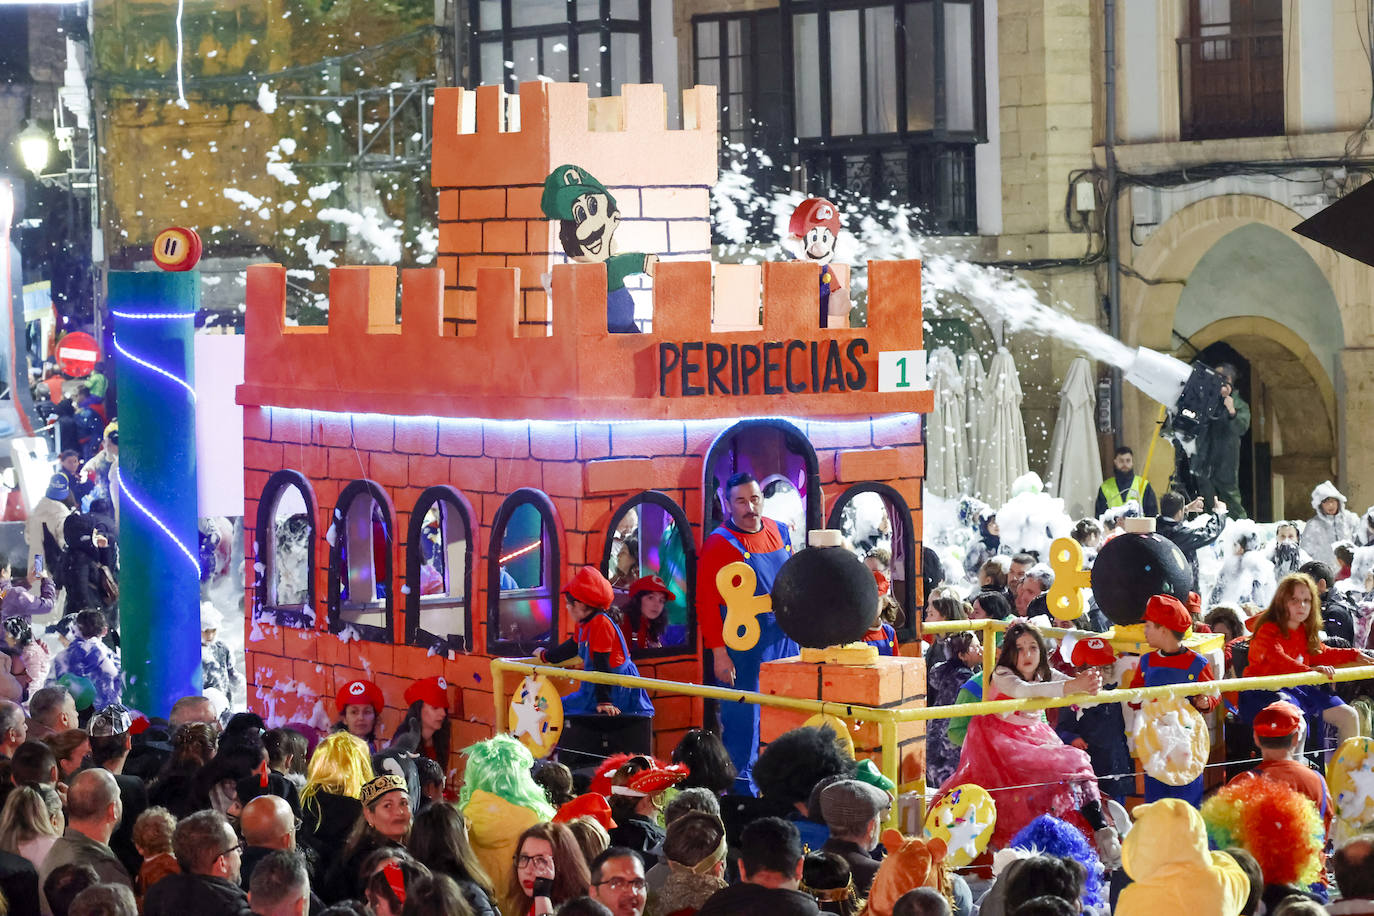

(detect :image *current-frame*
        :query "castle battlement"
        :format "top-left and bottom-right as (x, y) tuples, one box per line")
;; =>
(237, 257), (932, 422)
(430, 81), (719, 189)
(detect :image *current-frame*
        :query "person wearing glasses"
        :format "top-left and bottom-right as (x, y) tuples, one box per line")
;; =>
(141, 809), (250, 916)
(589, 847), (649, 916)
(504, 821), (589, 916)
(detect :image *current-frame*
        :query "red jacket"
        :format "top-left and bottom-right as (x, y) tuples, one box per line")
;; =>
(1246, 620), (1361, 676)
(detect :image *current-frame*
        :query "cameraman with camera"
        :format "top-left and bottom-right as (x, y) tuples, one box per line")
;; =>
(1196, 363), (1251, 519)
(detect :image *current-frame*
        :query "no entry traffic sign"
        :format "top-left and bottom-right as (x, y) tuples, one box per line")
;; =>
(57, 331), (100, 378)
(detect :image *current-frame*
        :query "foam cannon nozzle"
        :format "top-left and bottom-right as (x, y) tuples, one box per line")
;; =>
(1121, 346), (1227, 447)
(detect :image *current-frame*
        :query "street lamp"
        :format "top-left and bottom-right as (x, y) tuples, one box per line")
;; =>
(16, 121), (51, 178)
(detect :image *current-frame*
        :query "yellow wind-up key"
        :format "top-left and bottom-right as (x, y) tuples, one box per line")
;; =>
(717, 561), (771, 651)
(1047, 537), (1092, 619)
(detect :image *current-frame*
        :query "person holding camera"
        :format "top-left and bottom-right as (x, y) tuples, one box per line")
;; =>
(1197, 363), (1251, 519)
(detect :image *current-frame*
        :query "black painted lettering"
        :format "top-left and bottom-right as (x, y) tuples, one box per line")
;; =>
(810, 341), (820, 393)
(681, 341), (706, 397)
(706, 343), (730, 395)
(822, 340), (845, 392)
(659, 343), (680, 396)
(762, 342), (784, 395)
(740, 344), (762, 394)
(785, 340), (807, 393)
(730, 343), (741, 396)
(845, 338), (870, 390)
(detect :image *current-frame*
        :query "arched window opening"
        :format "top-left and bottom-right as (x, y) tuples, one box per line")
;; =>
(603, 491), (696, 657)
(255, 471), (317, 628)
(329, 480), (394, 643)
(826, 482), (919, 641)
(406, 486), (475, 652)
(702, 419), (823, 540)
(487, 488), (562, 656)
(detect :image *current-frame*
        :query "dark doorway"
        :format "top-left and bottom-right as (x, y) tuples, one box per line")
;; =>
(1195, 342), (1268, 519)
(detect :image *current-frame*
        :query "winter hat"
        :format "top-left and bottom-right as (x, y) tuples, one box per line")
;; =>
(200, 601), (223, 631)
(1311, 480), (1347, 511)
(554, 792), (617, 830)
(1252, 700), (1303, 738)
(562, 565), (614, 609)
(1059, 633), (1116, 668)
(360, 773), (408, 808)
(403, 675), (449, 711)
(820, 779), (891, 835)
(1144, 594), (1191, 633)
(44, 474), (69, 502)
(337, 679), (384, 716)
(628, 575), (675, 601)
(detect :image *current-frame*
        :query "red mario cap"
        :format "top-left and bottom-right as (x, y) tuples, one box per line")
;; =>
(1253, 701), (1304, 738)
(404, 675), (449, 710)
(337, 679), (384, 716)
(873, 570), (891, 597)
(789, 198), (842, 238)
(563, 565), (615, 609)
(628, 575), (676, 601)
(554, 793), (617, 830)
(1144, 594), (1191, 633)
(1060, 633), (1116, 668)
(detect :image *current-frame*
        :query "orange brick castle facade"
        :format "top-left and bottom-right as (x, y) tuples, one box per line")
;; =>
(238, 79), (933, 779)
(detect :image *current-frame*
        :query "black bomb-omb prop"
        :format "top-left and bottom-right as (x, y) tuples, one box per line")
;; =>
(771, 540), (879, 649)
(1088, 524), (1193, 626)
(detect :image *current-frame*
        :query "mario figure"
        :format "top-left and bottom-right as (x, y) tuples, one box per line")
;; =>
(788, 197), (849, 328)
(541, 164), (658, 333)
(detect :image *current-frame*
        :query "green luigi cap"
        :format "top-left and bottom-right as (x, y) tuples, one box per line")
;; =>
(541, 164), (618, 221)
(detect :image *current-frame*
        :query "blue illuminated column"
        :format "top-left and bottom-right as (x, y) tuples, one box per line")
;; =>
(109, 272), (202, 716)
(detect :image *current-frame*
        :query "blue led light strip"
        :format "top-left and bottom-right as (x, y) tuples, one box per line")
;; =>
(112, 334), (198, 402)
(109, 309), (198, 320)
(118, 476), (201, 577)
(269, 407), (915, 436)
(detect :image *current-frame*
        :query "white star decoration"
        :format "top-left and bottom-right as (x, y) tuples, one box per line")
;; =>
(510, 679), (547, 742)
(944, 813), (989, 861)
(1339, 756), (1374, 818)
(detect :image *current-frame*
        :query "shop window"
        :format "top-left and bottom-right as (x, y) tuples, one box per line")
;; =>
(254, 470), (317, 628)
(603, 491), (696, 657)
(702, 419), (823, 539)
(405, 486), (475, 652)
(329, 480), (395, 643)
(487, 488), (562, 656)
(826, 483), (919, 641)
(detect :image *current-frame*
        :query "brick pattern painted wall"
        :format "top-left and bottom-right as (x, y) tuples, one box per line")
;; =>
(242, 405), (924, 775)
(432, 81), (718, 334)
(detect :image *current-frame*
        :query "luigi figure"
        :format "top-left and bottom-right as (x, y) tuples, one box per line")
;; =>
(541, 164), (658, 333)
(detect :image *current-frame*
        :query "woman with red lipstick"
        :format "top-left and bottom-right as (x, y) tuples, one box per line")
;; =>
(503, 821), (589, 916)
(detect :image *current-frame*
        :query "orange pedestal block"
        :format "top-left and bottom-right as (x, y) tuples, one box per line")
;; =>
(758, 654), (927, 787)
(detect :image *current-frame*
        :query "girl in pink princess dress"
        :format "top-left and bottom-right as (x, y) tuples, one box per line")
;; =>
(936, 620), (1121, 865)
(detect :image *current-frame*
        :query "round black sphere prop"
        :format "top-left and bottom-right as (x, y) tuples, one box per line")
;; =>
(772, 546), (878, 648)
(1091, 531), (1193, 626)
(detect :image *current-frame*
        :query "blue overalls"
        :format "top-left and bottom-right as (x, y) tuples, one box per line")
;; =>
(863, 623), (897, 656)
(1139, 651), (1211, 806)
(562, 611), (655, 717)
(713, 521), (796, 794)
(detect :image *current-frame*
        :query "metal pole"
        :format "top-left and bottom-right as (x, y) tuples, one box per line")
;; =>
(1105, 0), (1124, 448)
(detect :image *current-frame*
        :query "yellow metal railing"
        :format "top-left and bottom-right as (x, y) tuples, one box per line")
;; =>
(490, 651), (1374, 828)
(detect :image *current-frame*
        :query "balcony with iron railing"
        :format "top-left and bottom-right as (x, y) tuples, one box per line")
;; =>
(1178, 28), (1284, 141)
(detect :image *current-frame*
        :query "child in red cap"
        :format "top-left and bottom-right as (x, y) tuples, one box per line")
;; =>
(1230, 700), (1333, 838)
(1122, 593), (1218, 806)
(333, 678), (385, 751)
(395, 675), (451, 763)
(535, 566), (654, 719)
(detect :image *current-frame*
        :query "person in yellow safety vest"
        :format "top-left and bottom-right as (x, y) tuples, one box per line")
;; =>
(1094, 446), (1158, 517)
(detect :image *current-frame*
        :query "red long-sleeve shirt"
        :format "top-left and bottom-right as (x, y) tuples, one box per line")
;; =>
(695, 522), (788, 650)
(1246, 621), (1361, 676)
